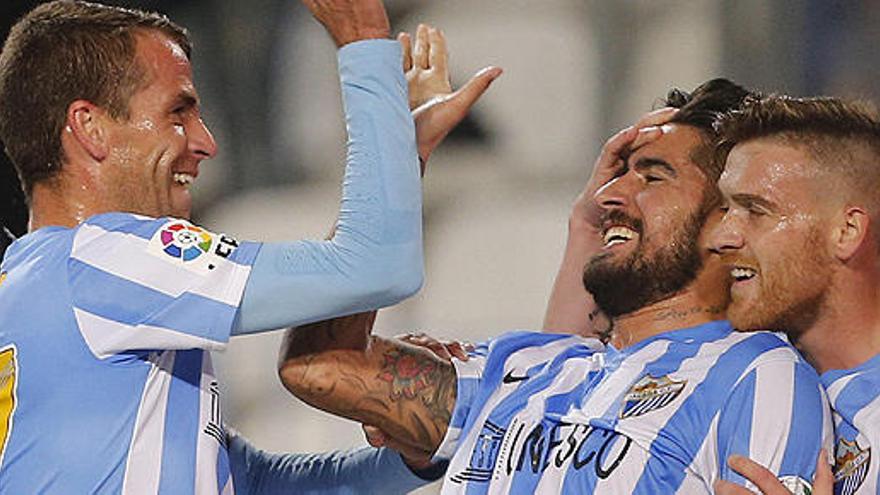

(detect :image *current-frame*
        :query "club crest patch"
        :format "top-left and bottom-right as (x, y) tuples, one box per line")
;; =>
(834, 437), (871, 495)
(777, 475), (812, 495)
(0, 345), (18, 466)
(0, 272), (6, 287)
(620, 374), (686, 419)
(147, 220), (240, 275)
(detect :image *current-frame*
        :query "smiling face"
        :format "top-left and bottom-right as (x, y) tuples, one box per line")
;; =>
(709, 137), (834, 333)
(583, 124), (718, 316)
(99, 29), (216, 219)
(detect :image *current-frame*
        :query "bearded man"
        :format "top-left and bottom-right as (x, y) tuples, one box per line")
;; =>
(277, 79), (831, 494)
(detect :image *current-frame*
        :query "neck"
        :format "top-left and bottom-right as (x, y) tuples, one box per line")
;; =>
(28, 177), (102, 231)
(794, 269), (880, 374)
(609, 290), (726, 349)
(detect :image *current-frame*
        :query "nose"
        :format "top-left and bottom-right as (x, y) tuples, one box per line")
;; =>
(189, 117), (218, 159)
(707, 215), (744, 254)
(593, 174), (631, 211)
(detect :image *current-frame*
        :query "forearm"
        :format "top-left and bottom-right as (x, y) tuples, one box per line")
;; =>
(228, 433), (437, 495)
(542, 221), (606, 337)
(235, 40), (423, 334)
(279, 330), (455, 454)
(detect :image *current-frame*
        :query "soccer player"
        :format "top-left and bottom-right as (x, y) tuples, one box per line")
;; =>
(278, 79), (831, 493)
(708, 96), (880, 495)
(0, 0), (498, 493)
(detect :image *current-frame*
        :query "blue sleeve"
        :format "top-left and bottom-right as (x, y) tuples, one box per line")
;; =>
(228, 434), (441, 495)
(234, 39), (422, 335)
(716, 360), (828, 491)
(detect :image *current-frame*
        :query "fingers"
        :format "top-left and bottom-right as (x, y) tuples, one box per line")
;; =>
(596, 125), (638, 169)
(813, 449), (834, 494)
(634, 107), (678, 129)
(727, 455), (788, 495)
(398, 32), (413, 72)
(713, 480), (757, 495)
(395, 333), (472, 362)
(414, 24), (429, 70)
(630, 125), (668, 150)
(449, 66), (503, 110)
(427, 26), (448, 75)
(362, 424), (434, 468)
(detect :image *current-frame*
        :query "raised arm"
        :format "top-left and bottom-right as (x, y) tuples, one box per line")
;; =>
(278, 313), (456, 456)
(234, 1), (421, 334)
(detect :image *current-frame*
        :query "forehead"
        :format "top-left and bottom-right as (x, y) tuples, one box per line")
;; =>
(628, 124), (708, 180)
(719, 138), (818, 204)
(132, 30), (194, 94)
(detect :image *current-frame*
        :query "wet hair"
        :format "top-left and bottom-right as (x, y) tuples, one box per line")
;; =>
(662, 78), (757, 184)
(716, 95), (880, 207)
(0, 0), (191, 197)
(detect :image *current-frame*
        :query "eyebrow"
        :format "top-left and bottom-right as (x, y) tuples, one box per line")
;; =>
(631, 157), (677, 178)
(729, 193), (777, 212)
(171, 91), (199, 110)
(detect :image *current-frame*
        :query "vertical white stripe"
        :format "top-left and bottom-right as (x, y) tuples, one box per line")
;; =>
(524, 356), (601, 494)
(194, 354), (221, 495)
(122, 351), (176, 495)
(441, 337), (598, 495)
(689, 413), (722, 491)
(748, 358), (795, 474)
(596, 332), (760, 494)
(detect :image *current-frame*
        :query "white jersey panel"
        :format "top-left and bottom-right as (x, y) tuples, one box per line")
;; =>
(440, 322), (829, 494)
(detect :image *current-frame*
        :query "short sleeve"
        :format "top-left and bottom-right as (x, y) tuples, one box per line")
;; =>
(715, 359), (830, 492)
(68, 213), (261, 359)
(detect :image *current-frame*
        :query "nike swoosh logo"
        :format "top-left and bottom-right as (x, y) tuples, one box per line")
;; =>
(503, 370), (529, 384)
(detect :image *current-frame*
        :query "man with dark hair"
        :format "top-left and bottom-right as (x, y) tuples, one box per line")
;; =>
(0, 0), (499, 492)
(277, 79), (830, 493)
(709, 96), (880, 495)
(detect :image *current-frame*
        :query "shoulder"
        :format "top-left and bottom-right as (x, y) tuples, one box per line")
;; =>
(477, 330), (604, 361)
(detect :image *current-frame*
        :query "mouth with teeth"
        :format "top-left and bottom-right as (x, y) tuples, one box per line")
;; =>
(172, 172), (195, 189)
(730, 265), (758, 283)
(602, 225), (638, 249)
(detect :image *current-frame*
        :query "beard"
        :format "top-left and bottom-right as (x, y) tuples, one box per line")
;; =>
(583, 208), (705, 318)
(726, 226), (831, 337)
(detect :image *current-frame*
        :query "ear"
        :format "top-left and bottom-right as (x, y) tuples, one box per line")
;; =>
(64, 100), (110, 161)
(833, 206), (870, 262)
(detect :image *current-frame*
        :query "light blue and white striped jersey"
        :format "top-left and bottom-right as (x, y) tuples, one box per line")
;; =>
(822, 353), (880, 495)
(0, 213), (259, 494)
(436, 321), (832, 494)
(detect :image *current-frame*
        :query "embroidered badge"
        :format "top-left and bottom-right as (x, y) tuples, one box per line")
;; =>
(620, 375), (686, 419)
(834, 437), (871, 495)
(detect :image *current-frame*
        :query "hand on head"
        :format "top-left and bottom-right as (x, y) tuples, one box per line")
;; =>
(573, 107), (679, 235)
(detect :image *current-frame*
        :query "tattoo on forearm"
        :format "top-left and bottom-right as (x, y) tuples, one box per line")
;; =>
(280, 334), (456, 453)
(377, 347), (454, 424)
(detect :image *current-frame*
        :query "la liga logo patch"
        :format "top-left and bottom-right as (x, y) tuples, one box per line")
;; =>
(148, 219), (239, 275)
(160, 222), (212, 262)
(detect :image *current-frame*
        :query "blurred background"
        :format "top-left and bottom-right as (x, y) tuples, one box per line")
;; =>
(2, 1), (880, 492)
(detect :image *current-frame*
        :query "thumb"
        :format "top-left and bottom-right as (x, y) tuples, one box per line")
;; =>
(450, 66), (503, 109)
(813, 448), (834, 494)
